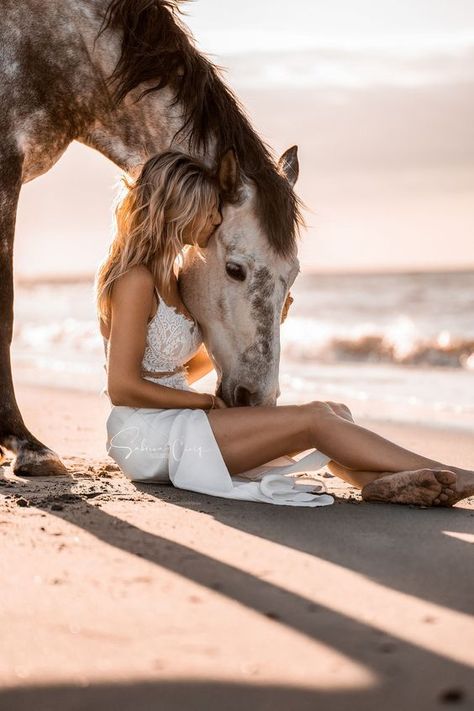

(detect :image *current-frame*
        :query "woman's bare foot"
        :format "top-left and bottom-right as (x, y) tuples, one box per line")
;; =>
(361, 468), (467, 507)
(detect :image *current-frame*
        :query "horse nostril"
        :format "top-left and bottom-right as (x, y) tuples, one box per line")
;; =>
(234, 385), (255, 407)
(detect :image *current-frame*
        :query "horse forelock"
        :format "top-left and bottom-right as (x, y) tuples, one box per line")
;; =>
(99, 0), (304, 258)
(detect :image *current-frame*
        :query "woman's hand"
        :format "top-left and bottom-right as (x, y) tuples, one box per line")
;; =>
(281, 291), (294, 324)
(203, 393), (228, 409)
(212, 395), (228, 409)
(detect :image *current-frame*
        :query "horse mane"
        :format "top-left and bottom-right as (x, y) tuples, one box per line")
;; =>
(98, 0), (304, 257)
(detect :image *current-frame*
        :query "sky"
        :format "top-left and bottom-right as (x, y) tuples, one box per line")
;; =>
(14, 0), (474, 278)
(184, 0), (474, 53)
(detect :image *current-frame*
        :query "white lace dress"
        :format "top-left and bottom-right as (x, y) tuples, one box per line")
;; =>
(103, 286), (333, 507)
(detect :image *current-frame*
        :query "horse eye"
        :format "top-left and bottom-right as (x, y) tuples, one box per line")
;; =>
(225, 262), (246, 282)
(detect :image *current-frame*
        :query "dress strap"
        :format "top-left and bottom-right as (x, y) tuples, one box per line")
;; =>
(147, 286), (161, 324)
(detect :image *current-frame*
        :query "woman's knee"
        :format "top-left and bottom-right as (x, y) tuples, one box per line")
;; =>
(301, 400), (337, 437)
(301, 400), (353, 443)
(304, 400), (334, 417)
(304, 400), (350, 419)
(326, 401), (354, 422)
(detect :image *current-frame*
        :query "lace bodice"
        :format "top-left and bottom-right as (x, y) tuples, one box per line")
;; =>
(102, 286), (203, 395)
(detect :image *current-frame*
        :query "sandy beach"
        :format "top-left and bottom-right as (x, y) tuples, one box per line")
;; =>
(0, 382), (473, 710)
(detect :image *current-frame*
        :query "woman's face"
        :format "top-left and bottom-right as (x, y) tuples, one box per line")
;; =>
(183, 195), (222, 248)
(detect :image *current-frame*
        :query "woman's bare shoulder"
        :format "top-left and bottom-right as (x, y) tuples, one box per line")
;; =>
(101, 267), (157, 341)
(108, 267), (158, 332)
(116, 264), (154, 284)
(112, 265), (155, 298)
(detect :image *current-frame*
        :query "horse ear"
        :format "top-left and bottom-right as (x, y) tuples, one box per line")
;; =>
(217, 147), (242, 200)
(278, 145), (299, 187)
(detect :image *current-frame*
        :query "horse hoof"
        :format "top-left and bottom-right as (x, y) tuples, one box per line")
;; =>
(13, 447), (69, 477)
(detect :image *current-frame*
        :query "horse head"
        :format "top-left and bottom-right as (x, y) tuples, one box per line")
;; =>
(179, 145), (301, 407)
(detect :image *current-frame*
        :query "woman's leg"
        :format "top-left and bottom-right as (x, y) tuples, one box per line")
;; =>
(206, 401), (474, 506)
(208, 400), (450, 476)
(303, 404), (474, 505)
(205, 403), (315, 475)
(311, 404), (474, 506)
(311, 403), (453, 488)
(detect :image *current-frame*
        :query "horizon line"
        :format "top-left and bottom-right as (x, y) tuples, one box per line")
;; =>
(15, 264), (474, 286)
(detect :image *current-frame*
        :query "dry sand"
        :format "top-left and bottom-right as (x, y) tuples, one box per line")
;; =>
(0, 383), (473, 710)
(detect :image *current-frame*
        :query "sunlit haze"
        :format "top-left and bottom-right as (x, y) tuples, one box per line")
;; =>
(14, 0), (474, 278)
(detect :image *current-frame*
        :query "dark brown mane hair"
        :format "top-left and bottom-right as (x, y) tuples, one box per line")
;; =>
(98, 0), (305, 257)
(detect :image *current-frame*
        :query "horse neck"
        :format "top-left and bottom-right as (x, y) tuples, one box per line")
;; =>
(78, 81), (217, 172)
(74, 1), (217, 171)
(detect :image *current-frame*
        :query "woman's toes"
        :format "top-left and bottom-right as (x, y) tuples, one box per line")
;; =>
(436, 470), (456, 485)
(436, 471), (458, 505)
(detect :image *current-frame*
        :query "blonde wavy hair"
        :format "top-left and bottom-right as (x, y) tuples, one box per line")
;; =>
(94, 149), (220, 326)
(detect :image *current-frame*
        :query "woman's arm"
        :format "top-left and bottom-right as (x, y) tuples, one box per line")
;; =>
(184, 344), (215, 384)
(106, 266), (214, 410)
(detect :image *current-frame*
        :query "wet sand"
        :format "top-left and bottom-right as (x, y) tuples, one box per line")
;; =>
(0, 382), (473, 710)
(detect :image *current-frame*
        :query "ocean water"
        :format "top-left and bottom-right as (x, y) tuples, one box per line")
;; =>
(11, 270), (474, 430)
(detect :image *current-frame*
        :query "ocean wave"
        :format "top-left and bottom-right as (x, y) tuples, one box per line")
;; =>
(12, 316), (474, 371)
(13, 319), (102, 353)
(282, 319), (474, 370)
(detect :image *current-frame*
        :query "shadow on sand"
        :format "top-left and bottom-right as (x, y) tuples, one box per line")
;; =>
(1, 462), (473, 710)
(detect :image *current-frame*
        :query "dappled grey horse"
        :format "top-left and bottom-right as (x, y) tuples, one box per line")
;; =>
(0, 0), (302, 476)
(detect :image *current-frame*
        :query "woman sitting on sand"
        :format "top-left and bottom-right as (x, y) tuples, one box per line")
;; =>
(95, 149), (474, 508)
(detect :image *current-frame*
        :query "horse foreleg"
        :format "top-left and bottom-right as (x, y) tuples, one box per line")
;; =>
(0, 154), (68, 476)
